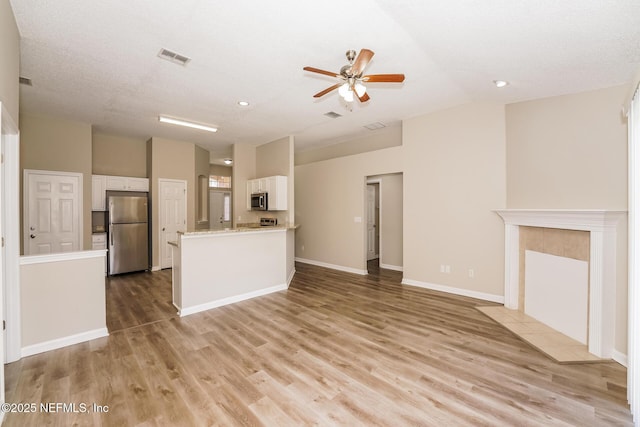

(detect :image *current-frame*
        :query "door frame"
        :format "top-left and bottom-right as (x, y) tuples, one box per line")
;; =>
(366, 179), (382, 265)
(158, 178), (187, 269)
(23, 169), (83, 255)
(1, 104), (20, 371)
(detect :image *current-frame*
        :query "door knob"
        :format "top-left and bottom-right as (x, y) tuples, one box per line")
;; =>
(30, 226), (35, 231)
(162, 227), (166, 231)
(30, 234), (36, 239)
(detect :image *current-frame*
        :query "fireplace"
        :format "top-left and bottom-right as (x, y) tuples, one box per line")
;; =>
(495, 210), (626, 358)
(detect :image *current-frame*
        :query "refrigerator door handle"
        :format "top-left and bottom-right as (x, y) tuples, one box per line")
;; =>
(110, 230), (114, 246)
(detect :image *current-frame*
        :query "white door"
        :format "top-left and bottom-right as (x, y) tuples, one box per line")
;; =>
(24, 170), (82, 255)
(209, 191), (231, 230)
(366, 184), (377, 261)
(159, 179), (186, 269)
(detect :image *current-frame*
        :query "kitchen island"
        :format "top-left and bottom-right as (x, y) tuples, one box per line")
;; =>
(170, 225), (297, 316)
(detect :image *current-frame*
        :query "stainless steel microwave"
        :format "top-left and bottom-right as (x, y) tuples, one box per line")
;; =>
(251, 192), (268, 211)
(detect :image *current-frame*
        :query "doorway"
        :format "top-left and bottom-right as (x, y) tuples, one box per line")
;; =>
(365, 173), (403, 274)
(23, 170), (83, 255)
(158, 179), (187, 269)
(209, 190), (231, 230)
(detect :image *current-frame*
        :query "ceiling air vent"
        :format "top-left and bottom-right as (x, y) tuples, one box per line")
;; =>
(158, 48), (191, 66)
(364, 122), (386, 130)
(19, 76), (33, 86)
(324, 111), (342, 119)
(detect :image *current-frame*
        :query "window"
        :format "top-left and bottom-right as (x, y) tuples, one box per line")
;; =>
(209, 175), (231, 188)
(223, 193), (231, 222)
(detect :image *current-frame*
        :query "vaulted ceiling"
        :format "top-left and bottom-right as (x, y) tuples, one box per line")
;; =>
(10, 0), (640, 159)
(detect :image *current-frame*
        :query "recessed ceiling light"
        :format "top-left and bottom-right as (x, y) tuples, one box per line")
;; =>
(223, 159), (233, 165)
(493, 80), (509, 88)
(238, 101), (250, 107)
(158, 115), (217, 132)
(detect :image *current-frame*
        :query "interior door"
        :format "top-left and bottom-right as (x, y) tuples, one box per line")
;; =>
(209, 191), (231, 230)
(159, 179), (186, 269)
(366, 184), (377, 261)
(25, 170), (81, 255)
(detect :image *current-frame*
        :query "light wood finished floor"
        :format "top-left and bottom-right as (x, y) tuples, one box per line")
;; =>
(4, 262), (633, 426)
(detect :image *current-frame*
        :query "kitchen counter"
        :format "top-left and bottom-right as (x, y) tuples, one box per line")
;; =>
(178, 223), (298, 236)
(171, 225), (296, 317)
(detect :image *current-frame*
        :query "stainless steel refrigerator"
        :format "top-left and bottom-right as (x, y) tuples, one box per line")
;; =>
(108, 194), (149, 275)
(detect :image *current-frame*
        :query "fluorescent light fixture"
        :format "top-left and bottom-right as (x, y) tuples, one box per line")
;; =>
(223, 158), (233, 165)
(238, 101), (250, 107)
(158, 115), (218, 132)
(493, 80), (509, 88)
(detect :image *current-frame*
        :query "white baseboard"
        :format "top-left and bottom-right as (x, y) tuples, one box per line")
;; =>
(179, 284), (288, 317)
(611, 349), (628, 367)
(380, 263), (403, 272)
(401, 278), (504, 304)
(295, 257), (367, 275)
(151, 265), (162, 272)
(286, 268), (296, 287)
(21, 327), (109, 358)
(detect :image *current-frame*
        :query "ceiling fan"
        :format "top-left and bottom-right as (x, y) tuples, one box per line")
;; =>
(303, 49), (405, 103)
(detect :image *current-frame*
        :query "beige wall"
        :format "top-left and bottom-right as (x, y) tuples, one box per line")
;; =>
(295, 146), (403, 272)
(210, 164), (232, 177)
(20, 113), (93, 252)
(296, 123), (402, 166)
(0, 0), (20, 121)
(506, 85), (628, 209)
(370, 173), (403, 269)
(195, 144), (210, 230)
(403, 103), (507, 298)
(148, 137), (197, 267)
(20, 254), (106, 350)
(257, 136), (295, 225)
(233, 137), (295, 226)
(506, 85), (629, 355)
(232, 143), (256, 225)
(92, 133), (147, 177)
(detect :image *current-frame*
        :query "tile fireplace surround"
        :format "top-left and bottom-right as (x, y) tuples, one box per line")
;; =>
(495, 209), (626, 359)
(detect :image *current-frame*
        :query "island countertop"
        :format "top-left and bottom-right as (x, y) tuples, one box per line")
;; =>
(178, 224), (298, 237)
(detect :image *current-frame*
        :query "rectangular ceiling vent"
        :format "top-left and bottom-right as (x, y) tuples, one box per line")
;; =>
(324, 111), (342, 119)
(158, 48), (191, 66)
(19, 76), (33, 86)
(364, 122), (387, 130)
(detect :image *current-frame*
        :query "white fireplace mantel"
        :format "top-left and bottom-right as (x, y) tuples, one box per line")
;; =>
(494, 209), (626, 358)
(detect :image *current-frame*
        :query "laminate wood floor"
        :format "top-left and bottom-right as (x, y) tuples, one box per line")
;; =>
(4, 262), (633, 426)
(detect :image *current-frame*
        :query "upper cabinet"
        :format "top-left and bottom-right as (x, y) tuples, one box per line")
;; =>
(92, 175), (149, 211)
(105, 175), (149, 192)
(246, 175), (287, 211)
(92, 175), (107, 211)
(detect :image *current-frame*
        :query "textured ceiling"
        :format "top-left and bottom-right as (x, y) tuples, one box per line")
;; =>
(9, 0), (640, 160)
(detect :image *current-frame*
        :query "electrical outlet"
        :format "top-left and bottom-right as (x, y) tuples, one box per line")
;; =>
(440, 264), (445, 273)
(468, 268), (474, 278)
(301, 245), (305, 251)
(445, 265), (451, 274)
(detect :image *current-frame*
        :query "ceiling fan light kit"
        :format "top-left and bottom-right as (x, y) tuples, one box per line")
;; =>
(304, 48), (404, 103)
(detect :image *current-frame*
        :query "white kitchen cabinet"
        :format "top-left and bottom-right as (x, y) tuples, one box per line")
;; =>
(93, 175), (149, 211)
(246, 175), (287, 211)
(105, 175), (149, 192)
(92, 175), (107, 211)
(266, 175), (287, 211)
(105, 175), (128, 190)
(92, 233), (108, 275)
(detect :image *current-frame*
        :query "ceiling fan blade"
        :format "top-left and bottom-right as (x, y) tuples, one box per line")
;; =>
(351, 49), (374, 76)
(362, 74), (405, 83)
(313, 83), (341, 98)
(356, 90), (370, 103)
(303, 66), (339, 78)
